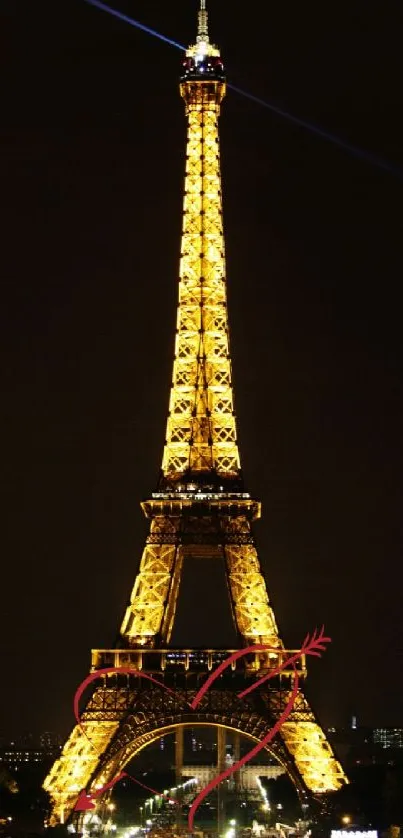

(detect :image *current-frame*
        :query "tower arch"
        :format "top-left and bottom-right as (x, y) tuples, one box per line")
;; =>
(91, 715), (306, 804)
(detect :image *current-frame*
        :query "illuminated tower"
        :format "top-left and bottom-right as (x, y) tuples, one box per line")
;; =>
(44, 2), (347, 825)
(118, 4), (278, 651)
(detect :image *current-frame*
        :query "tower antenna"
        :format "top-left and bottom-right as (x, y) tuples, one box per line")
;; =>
(197, 0), (209, 43)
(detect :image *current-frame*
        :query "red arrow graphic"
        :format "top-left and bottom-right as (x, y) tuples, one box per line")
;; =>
(238, 626), (330, 699)
(72, 629), (331, 826)
(75, 771), (127, 810)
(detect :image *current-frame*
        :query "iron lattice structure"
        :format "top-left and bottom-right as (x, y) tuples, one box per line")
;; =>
(44, 4), (347, 826)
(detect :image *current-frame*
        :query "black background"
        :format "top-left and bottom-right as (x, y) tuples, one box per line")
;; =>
(2, 0), (402, 738)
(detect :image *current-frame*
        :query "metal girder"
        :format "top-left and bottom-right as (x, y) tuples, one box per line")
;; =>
(120, 516), (182, 646)
(44, 656), (347, 824)
(44, 680), (344, 826)
(161, 75), (240, 481)
(120, 501), (282, 648)
(43, 713), (120, 826)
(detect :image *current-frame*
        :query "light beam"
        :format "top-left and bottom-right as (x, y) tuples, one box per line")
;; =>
(81, 0), (402, 180)
(82, 0), (185, 50)
(229, 84), (403, 180)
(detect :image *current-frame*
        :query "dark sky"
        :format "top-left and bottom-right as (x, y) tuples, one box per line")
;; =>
(2, 0), (402, 741)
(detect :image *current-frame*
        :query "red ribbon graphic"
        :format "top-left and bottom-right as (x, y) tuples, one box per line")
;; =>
(73, 628), (330, 829)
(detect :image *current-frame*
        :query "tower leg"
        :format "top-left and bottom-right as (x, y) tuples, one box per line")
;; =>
(217, 727), (226, 835)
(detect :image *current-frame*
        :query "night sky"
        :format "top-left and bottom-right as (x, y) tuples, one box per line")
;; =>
(2, 0), (402, 741)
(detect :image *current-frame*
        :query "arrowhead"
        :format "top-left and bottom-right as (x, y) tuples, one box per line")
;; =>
(74, 790), (96, 811)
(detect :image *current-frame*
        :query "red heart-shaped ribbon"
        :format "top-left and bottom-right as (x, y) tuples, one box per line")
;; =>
(73, 627), (330, 830)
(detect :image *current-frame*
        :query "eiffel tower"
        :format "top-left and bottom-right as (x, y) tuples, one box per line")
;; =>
(44, 1), (347, 826)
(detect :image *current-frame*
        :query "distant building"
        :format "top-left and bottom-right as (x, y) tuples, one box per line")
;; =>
(373, 728), (403, 749)
(327, 725), (403, 767)
(0, 747), (44, 768)
(0, 731), (62, 769)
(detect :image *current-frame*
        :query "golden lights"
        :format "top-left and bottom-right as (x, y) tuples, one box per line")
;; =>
(161, 78), (240, 481)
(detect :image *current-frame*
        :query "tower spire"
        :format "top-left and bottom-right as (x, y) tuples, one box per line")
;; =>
(197, 0), (209, 43)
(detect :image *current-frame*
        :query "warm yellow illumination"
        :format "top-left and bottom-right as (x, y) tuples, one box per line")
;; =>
(118, 50), (281, 649)
(277, 709), (347, 794)
(162, 81), (240, 480)
(43, 718), (119, 825)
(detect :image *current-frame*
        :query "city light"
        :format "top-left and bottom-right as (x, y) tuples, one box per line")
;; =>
(256, 776), (271, 813)
(331, 833), (378, 838)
